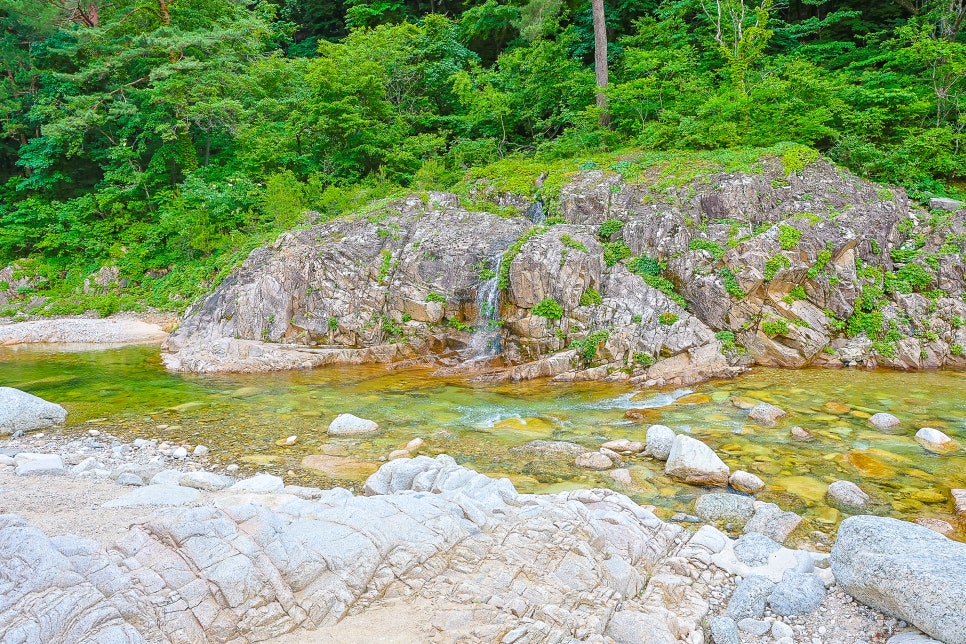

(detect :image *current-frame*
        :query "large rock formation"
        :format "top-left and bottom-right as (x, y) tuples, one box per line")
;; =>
(164, 154), (966, 381)
(832, 515), (966, 644)
(0, 456), (729, 643)
(0, 387), (67, 434)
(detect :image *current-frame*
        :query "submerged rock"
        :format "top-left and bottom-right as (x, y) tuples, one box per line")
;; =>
(915, 427), (958, 453)
(575, 452), (613, 470)
(601, 438), (645, 453)
(827, 480), (872, 510)
(327, 413), (380, 435)
(729, 470), (765, 494)
(0, 388), (67, 434)
(694, 493), (755, 525)
(645, 424), (675, 460)
(301, 454), (378, 478)
(832, 516), (966, 644)
(747, 403), (787, 426)
(665, 435), (730, 486)
(869, 412), (901, 429)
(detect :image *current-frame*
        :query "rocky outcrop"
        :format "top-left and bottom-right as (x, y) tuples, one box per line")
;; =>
(0, 387), (67, 434)
(0, 317), (170, 346)
(832, 515), (966, 644)
(163, 155), (966, 381)
(0, 455), (730, 643)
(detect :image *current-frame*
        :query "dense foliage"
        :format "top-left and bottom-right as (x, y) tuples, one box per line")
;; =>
(1, 0), (965, 314)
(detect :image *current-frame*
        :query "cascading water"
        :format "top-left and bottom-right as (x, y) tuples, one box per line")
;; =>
(466, 254), (503, 360)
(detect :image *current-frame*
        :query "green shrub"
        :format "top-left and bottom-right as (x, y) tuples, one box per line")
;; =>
(633, 352), (655, 367)
(479, 268), (496, 280)
(580, 288), (602, 306)
(715, 330), (736, 350)
(807, 245), (833, 279)
(532, 297), (564, 320)
(598, 219), (625, 239)
(781, 146), (819, 175)
(896, 263), (933, 291)
(762, 317), (790, 336)
(328, 316), (339, 331)
(777, 224), (802, 250)
(446, 317), (472, 332)
(426, 291), (446, 303)
(631, 314), (643, 323)
(719, 267), (744, 298)
(634, 255), (661, 276)
(603, 241), (632, 267)
(658, 312), (679, 325)
(764, 255), (791, 280)
(378, 250), (393, 285)
(688, 238), (725, 259)
(952, 343), (964, 356)
(571, 329), (610, 365)
(559, 234), (588, 252)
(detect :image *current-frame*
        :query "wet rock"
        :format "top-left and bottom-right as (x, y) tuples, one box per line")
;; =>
(869, 412), (901, 429)
(915, 427), (958, 453)
(694, 493), (755, 524)
(832, 515), (966, 644)
(733, 533), (783, 567)
(180, 471), (234, 491)
(115, 473), (144, 486)
(747, 402), (787, 426)
(729, 470), (765, 494)
(710, 616), (740, 644)
(103, 484), (200, 507)
(575, 452), (613, 470)
(768, 571), (826, 616)
(301, 454), (378, 478)
(953, 489), (966, 529)
(726, 574), (776, 620)
(790, 426), (812, 440)
(601, 438), (645, 453)
(228, 473), (285, 494)
(512, 440), (585, 457)
(14, 453), (64, 476)
(0, 388), (67, 434)
(665, 434), (730, 486)
(327, 413), (380, 435)
(915, 518), (956, 536)
(743, 503), (803, 544)
(645, 424), (675, 460)
(827, 480), (871, 510)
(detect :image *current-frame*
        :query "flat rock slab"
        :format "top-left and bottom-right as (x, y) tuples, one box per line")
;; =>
(14, 453), (64, 476)
(102, 484), (200, 508)
(0, 388), (67, 434)
(0, 318), (168, 345)
(301, 454), (378, 478)
(832, 515), (966, 644)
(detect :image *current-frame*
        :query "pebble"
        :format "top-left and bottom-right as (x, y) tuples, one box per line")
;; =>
(116, 473), (144, 486)
(226, 464), (240, 473)
(772, 621), (794, 639)
(193, 445), (210, 456)
(88, 430), (100, 437)
(171, 446), (188, 459)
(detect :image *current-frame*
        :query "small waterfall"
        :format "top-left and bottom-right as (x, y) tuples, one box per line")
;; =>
(467, 255), (503, 360)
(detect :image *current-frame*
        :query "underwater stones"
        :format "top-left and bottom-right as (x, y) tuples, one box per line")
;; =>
(743, 503), (803, 544)
(665, 435), (730, 486)
(747, 403), (787, 426)
(512, 440), (585, 457)
(13, 453), (64, 476)
(327, 413), (380, 435)
(731, 396), (760, 410)
(624, 408), (661, 422)
(953, 489), (966, 529)
(645, 424), (675, 461)
(827, 480), (872, 510)
(575, 452), (613, 469)
(674, 393), (712, 406)
(767, 571), (827, 617)
(915, 427), (958, 453)
(846, 450), (898, 478)
(0, 387), (67, 434)
(774, 475), (827, 504)
(301, 454), (378, 479)
(915, 518), (956, 536)
(869, 412), (901, 429)
(601, 438), (645, 454)
(694, 493), (755, 524)
(824, 401), (850, 414)
(730, 470), (765, 494)
(832, 516), (966, 644)
(790, 426), (812, 440)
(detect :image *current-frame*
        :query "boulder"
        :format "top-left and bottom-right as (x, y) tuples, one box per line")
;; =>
(954, 489), (966, 529)
(14, 453), (64, 476)
(694, 493), (755, 524)
(180, 471), (235, 491)
(665, 435), (730, 486)
(747, 403), (787, 426)
(575, 452), (613, 470)
(743, 503), (803, 544)
(869, 412), (901, 429)
(729, 470), (765, 494)
(115, 473), (144, 486)
(733, 533), (782, 567)
(601, 438), (645, 453)
(930, 197), (963, 212)
(767, 571), (826, 616)
(827, 480), (871, 510)
(915, 427), (957, 453)
(709, 617), (740, 644)
(790, 426), (812, 440)
(737, 619), (771, 636)
(327, 413), (380, 436)
(726, 575), (776, 620)
(832, 516), (966, 644)
(0, 388), (67, 434)
(645, 425), (675, 460)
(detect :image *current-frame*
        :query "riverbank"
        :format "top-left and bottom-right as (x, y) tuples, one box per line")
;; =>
(0, 312), (176, 347)
(0, 429), (954, 643)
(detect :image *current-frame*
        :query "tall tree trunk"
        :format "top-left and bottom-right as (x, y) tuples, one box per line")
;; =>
(592, 0), (609, 127)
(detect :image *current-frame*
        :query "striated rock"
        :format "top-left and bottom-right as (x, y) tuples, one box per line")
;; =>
(827, 480), (871, 510)
(915, 427), (958, 453)
(694, 493), (756, 525)
(869, 412), (901, 429)
(575, 452), (613, 470)
(646, 424), (675, 460)
(0, 388), (67, 434)
(665, 434), (730, 486)
(729, 470), (765, 494)
(832, 516), (966, 644)
(103, 484), (200, 507)
(747, 402), (787, 426)
(327, 413), (380, 435)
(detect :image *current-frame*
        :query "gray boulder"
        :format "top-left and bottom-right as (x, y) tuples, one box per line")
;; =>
(733, 533), (782, 567)
(767, 571), (826, 616)
(868, 412), (901, 429)
(694, 493), (755, 525)
(14, 453), (64, 476)
(646, 424), (675, 460)
(827, 480), (871, 510)
(327, 413), (379, 435)
(930, 197), (963, 212)
(726, 574), (776, 620)
(743, 502), (803, 544)
(747, 402), (787, 426)
(709, 616), (740, 644)
(180, 471), (234, 491)
(665, 434), (730, 486)
(832, 515), (966, 644)
(0, 388), (67, 434)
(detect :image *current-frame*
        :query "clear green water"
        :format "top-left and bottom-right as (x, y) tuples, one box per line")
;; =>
(2, 345), (964, 538)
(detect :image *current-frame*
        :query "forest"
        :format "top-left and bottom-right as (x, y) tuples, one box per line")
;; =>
(1, 0), (964, 315)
